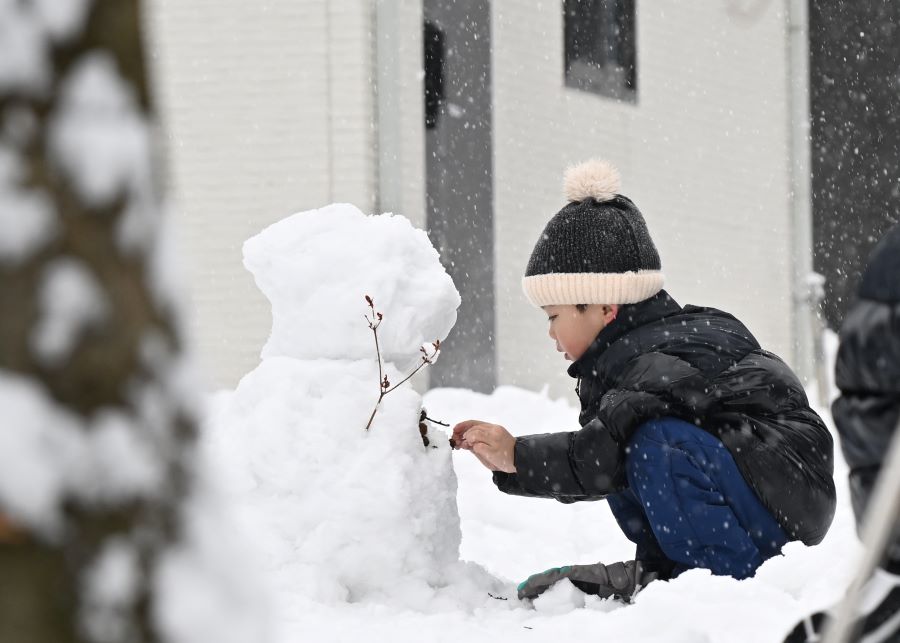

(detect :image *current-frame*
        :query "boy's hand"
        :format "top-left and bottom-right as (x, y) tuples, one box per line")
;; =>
(451, 420), (517, 473)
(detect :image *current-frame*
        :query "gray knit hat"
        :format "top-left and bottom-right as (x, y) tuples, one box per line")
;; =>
(522, 159), (664, 307)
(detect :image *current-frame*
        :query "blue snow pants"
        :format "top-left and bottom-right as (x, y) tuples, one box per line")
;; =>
(606, 417), (790, 580)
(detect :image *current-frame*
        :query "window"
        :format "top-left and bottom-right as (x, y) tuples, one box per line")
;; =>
(564, 0), (637, 102)
(423, 21), (445, 129)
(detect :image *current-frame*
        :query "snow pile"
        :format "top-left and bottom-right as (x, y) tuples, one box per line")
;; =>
(205, 204), (499, 617)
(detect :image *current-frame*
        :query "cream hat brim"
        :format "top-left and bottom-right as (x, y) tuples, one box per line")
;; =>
(522, 271), (664, 307)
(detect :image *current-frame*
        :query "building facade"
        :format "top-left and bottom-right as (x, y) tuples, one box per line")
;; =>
(148, 0), (816, 401)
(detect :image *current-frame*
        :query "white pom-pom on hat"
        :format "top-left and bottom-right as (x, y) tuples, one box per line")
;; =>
(563, 159), (621, 203)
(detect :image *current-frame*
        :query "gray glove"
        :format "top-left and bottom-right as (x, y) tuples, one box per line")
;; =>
(517, 560), (657, 602)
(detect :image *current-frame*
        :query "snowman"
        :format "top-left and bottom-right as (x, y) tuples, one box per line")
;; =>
(203, 204), (500, 615)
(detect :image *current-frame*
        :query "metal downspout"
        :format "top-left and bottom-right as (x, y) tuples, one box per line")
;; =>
(786, 0), (825, 399)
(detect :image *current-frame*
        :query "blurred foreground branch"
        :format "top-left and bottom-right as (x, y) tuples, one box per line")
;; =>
(0, 1), (200, 641)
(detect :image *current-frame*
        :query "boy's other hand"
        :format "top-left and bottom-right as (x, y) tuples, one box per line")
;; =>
(450, 420), (516, 473)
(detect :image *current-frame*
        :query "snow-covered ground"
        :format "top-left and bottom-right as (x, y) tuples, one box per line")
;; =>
(245, 378), (854, 643)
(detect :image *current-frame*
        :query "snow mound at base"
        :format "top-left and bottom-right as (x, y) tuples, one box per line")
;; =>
(206, 357), (500, 612)
(242, 203), (460, 370)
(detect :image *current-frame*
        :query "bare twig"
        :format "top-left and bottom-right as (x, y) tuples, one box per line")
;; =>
(362, 295), (441, 433)
(383, 344), (439, 395)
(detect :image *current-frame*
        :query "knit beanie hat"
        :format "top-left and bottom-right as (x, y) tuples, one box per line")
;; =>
(522, 159), (664, 307)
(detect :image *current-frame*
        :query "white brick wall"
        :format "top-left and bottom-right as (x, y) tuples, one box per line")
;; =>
(376, 0), (427, 231)
(493, 1), (797, 400)
(146, 0), (380, 389)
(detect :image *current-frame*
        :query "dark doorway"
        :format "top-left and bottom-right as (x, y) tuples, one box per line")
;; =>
(423, 0), (496, 392)
(809, 0), (900, 329)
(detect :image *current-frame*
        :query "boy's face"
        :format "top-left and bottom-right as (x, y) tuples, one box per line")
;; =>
(542, 304), (619, 361)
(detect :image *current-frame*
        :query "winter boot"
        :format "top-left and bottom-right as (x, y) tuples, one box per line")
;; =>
(784, 567), (900, 642)
(517, 560), (661, 602)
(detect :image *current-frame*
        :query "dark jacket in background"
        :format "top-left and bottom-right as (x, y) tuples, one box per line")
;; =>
(832, 222), (900, 567)
(494, 290), (837, 546)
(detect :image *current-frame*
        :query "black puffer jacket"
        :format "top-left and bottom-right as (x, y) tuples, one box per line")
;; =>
(494, 290), (836, 546)
(832, 223), (900, 564)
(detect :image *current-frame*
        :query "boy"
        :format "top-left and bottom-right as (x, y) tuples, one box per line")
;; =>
(453, 159), (836, 602)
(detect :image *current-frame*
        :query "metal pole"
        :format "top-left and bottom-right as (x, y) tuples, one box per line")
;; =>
(807, 271), (830, 408)
(786, 0), (817, 386)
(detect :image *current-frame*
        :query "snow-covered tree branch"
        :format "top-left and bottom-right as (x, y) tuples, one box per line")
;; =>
(0, 2), (257, 641)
